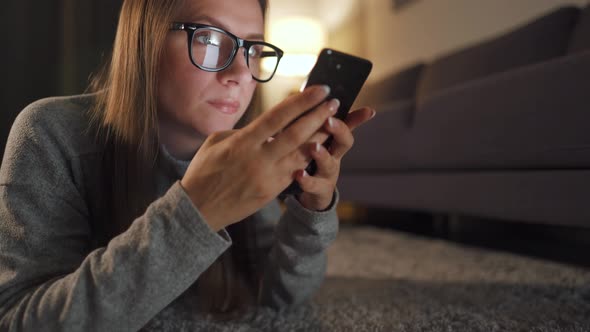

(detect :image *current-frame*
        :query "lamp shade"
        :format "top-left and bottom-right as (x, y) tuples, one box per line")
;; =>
(266, 16), (327, 77)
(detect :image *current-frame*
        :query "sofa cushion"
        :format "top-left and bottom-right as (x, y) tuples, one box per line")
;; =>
(416, 7), (580, 105)
(569, 4), (590, 53)
(355, 63), (424, 109)
(341, 99), (415, 172)
(408, 51), (590, 170)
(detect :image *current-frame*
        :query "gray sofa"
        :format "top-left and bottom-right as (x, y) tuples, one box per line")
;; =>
(340, 5), (590, 228)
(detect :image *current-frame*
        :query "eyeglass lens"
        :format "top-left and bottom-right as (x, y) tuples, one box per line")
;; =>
(191, 28), (279, 81)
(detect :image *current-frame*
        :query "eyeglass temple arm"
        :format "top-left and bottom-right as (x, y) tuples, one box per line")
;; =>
(171, 22), (182, 30)
(261, 51), (279, 58)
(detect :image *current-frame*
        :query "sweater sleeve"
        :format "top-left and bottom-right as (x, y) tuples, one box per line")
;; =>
(0, 105), (231, 331)
(257, 192), (339, 310)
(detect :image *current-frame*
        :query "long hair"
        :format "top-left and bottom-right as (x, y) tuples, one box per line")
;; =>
(88, 0), (268, 314)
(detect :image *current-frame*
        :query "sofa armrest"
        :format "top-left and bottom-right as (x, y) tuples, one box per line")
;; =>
(355, 63), (424, 109)
(410, 51), (590, 169)
(341, 99), (415, 172)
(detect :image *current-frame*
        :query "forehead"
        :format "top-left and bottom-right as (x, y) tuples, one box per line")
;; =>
(177, 0), (264, 38)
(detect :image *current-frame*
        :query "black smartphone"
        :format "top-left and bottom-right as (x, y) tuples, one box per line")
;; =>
(281, 48), (373, 197)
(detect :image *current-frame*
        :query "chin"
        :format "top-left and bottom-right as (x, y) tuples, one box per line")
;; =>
(201, 122), (238, 135)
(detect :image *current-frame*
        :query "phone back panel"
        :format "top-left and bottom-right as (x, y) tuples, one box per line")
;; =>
(305, 49), (373, 120)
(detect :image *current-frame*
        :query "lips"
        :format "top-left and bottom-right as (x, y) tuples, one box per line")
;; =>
(207, 99), (240, 115)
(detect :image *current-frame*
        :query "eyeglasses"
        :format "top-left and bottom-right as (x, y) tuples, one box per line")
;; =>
(170, 22), (284, 83)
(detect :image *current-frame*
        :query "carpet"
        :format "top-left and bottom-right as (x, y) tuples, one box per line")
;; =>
(143, 225), (590, 331)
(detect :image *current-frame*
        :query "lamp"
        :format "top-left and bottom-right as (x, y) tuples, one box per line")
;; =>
(266, 16), (327, 77)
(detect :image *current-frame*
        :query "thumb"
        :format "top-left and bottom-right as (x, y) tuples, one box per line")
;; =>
(344, 107), (376, 132)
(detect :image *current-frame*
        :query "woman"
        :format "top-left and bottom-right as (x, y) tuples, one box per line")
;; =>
(0, 0), (375, 330)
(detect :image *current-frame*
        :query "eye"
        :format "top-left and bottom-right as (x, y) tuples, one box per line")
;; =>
(196, 35), (211, 45)
(248, 45), (262, 58)
(195, 32), (220, 47)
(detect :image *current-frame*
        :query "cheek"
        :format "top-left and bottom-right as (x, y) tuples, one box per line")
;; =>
(158, 43), (208, 112)
(159, 40), (184, 107)
(242, 83), (258, 107)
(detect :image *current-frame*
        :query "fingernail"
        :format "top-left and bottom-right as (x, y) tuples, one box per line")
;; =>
(320, 85), (331, 96)
(371, 109), (376, 119)
(302, 170), (309, 177)
(328, 117), (336, 128)
(328, 99), (340, 114)
(315, 142), (321, 152)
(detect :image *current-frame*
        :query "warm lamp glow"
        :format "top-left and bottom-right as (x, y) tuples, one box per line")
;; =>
(265, 16), (327, 77)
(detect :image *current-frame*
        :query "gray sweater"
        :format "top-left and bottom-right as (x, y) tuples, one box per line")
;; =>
(0, 95), (339, 331)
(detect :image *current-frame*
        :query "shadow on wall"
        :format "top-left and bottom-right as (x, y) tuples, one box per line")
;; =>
(0, 0), (120, 160)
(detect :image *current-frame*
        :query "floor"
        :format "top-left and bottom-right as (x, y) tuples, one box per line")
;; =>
(143, 225), (590, 331)
(352, 206), (590, 268)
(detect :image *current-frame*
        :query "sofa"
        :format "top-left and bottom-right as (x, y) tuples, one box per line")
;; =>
(340, 5), (590, 228)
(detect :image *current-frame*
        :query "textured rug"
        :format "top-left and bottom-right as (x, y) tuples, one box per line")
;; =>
(143, 225), (590, 331)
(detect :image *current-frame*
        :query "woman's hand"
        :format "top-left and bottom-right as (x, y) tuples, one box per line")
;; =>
(180, 85), (339, 231)
(294, 106), (376, 211)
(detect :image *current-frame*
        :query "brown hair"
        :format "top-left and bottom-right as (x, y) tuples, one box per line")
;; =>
(88, 0), (268, 314)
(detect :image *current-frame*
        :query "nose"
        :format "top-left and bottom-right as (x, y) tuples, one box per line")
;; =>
(218, 48), (253, 86)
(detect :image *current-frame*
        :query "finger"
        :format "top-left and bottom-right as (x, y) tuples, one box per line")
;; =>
(243, 85), (331, 144)
(285, 142), (315, 171)
(323, 117), (354, 160)
(284, 125), (332, 170)
(199, 130), (240, 151)
(295, 169), (331, 194)
(309, 141), (340, 178)
(267, 98), (339, 158)
(304, 127), (331, 146)
(343, 107), (376, 132)
(290, 130), (329, 169)
(296, 107), (375, 151)
(295, 166), (334, 195)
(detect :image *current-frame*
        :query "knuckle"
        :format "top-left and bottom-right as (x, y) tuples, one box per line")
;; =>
(300, 177), (315, 190)
(266, 114), (285, 132)
(256, 113), (284, 137)
(285, 151), (306, 170)
(295, 150), (310, 166)
(252, 181), (269, 197)
(207, 131), (223, 142)
(283, 129), (307, 145)
(203, 134), (218, 146)
(257, 121), (276, 138)
(238, 125), (256, 140)
(218, 144), (242, 162)
(347, 135), (355, 148)
(327, 158), (340, 173)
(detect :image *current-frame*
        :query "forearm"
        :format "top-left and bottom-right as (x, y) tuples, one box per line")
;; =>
(0, 182), (230, 332)
(259, 192), (339, 310)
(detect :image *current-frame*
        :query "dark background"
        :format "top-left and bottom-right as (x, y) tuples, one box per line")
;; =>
(0, 0), (122, 159)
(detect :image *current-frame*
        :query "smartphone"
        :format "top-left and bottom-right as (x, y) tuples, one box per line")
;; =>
(281, 48), (373, 197)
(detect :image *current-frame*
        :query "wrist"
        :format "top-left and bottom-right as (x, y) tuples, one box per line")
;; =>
(297, 191), (335, 212)
(179, 179), (225, 232)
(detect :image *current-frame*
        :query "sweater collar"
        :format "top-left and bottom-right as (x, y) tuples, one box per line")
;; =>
(158, 144), (192, 179)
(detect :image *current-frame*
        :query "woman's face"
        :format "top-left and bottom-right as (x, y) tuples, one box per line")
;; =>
(158, 0), (264, 150)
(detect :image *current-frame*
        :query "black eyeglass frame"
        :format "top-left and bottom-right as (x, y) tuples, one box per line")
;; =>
(171, 22), (284, 83)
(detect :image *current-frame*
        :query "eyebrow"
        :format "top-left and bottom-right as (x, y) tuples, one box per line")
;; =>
(188, 15), (265, 40)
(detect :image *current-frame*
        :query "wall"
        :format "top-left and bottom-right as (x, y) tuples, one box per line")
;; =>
(262, 0), (363, 111)
(325, 1), (367, 58)
(363, 0), (590, 81)
(0, 0), (120, 159)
